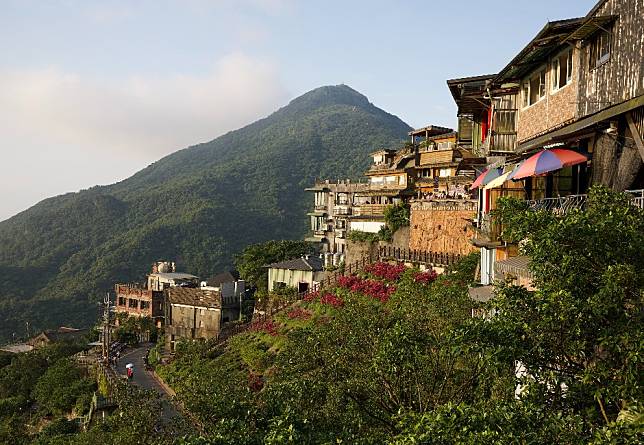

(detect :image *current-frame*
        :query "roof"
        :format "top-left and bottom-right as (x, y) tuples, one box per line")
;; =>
(150, 272), (198, 280)
(369, 148), (398, 156)
(447, 74), (496, 114)
(409, 125), (454, 137)
(494, 18), (585, 83)
(0, 344), (34, 354)
(205, 270), (240, 287)
(166, 287), (221, 308)
(266, 256), (324, 271)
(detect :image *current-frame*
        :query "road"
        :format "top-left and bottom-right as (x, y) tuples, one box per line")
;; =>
(116, 343), (179, 420)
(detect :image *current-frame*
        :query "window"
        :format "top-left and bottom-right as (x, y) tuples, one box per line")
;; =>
(118, 296), (126, 306)
(552, 50), (573, 91)
(128, 298), (138, 308)
(523, 68), (547, 107)
(140, 300), (150, 310)
(590, 29), (611, 68)
(439, 168), (451, 177)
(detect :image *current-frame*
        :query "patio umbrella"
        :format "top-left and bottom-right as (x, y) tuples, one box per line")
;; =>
(484, 165), (517, 189)
(470, 167), (503, 189)
(125, 363), (134, 369)
(511, 149), (587, 180)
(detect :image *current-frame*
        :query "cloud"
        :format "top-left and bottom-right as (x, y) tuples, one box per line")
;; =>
(0, 53), (288, 157)
(0, 53), (288, 220)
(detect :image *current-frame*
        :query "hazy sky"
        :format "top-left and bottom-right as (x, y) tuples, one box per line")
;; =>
(0, 0), (592, 221)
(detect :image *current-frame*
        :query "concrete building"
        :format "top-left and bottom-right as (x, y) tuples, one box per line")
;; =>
(266, 255), (326, 293)
(114, 284), (164, 326)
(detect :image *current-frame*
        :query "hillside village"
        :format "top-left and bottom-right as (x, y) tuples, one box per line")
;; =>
(1, 0), (643, 443)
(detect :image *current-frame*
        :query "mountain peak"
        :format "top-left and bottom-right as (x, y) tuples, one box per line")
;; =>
(285, 84), (371, 112)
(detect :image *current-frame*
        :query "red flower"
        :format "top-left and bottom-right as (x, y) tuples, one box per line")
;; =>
(413, 270), (438, 285)
(287, 307), (312, 319)
(320, 293), (344, 308)
(303, 290), (319, 302)
(337, 275), (395, 302)
(250, 319), (279, 336)
(364, 262), (407, 281)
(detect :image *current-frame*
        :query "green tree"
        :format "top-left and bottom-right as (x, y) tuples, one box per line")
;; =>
(483, 186), (644, 423)
(32, 358), (95, 415)
(234, 240), (315, 292)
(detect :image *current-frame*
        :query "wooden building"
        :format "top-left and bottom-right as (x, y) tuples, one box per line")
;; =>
(266, 255), (326, 293)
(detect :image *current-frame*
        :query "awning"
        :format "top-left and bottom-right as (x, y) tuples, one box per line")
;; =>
(512, 149), (587, 179)
(471, 167), (503, 189)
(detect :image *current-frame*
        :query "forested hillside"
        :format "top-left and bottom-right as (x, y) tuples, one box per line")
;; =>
(0, 85), (411, 341)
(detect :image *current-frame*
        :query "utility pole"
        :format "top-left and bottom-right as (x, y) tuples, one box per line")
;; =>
(101, 293), (112, 363)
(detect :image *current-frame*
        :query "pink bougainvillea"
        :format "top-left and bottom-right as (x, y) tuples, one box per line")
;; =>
(337, 275), (395, 303)
(250, 319), (279, 336)
(364, 262), (407, 281)
(413, 270), (438, 285)
(320, 293), (344, 308)
(286, 307), (313, 320)
(303, 290), (319, 302)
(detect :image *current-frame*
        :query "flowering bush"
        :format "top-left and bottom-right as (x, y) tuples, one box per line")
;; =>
(337, 275), (395, 303)
(287, 307), (313, 320)
(320, 293), (344, 308)
(413, 270), (438, 285)
(365, 262), (407, 281)
(250, 319), (279, 336)
(303, 290), (319, 302)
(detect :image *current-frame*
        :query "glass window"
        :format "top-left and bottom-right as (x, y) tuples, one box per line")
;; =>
(552, 50), (573, 91)
(590, 29), (611, 68)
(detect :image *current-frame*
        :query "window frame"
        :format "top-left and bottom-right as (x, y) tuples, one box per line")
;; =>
(522, 66), (548, 109)
(551, 49), (573, 92)
(589, 28), (611, 69)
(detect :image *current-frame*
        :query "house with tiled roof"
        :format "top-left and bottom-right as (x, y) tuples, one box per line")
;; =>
(265, 255), (326, 293)
(164, 287), (225, 351)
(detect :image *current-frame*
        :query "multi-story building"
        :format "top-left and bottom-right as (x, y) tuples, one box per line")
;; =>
(414, 131), (484, 198)
(457, 0), (644, 287)
(305, 179), (370, 255)
(114, 284), (164, 327)
(114, 260), (199, 327)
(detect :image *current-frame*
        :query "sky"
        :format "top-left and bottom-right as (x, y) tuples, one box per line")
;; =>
(0, 0), (593, 221)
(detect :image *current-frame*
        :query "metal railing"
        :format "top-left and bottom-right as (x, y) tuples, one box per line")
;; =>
(626, 189), (644, 209)
(527, 194), (587, 214)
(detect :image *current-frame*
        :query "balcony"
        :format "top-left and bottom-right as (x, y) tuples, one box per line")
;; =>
(527, 194), (587, 214)
(314, 204), (328, 211)
(335, 229), (346, 239)
(333, 206), (352, 215)
(353, 204), (386, 217)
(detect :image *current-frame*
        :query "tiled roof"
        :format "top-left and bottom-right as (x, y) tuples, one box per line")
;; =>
(205, 270), (240, 287)
(166, 288), (221, 308)
(266, 256), (324, 271)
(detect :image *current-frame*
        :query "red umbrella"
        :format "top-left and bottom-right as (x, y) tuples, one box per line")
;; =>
(512, 149), (587, 180)
(471, 167), (503, 189)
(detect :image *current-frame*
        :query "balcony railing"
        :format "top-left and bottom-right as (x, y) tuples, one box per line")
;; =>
(333, 206), (352, 215)
(353, 204), (386, 217)
(527, 194), (587, 214)
(314, 204), (327, 211)
(626, 189), (644, 209)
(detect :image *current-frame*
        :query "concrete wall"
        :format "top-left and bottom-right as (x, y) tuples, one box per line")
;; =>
(345, 239), (379, 265)
(350, 221), (385, 233)
(409, 201), (478, 255)
(267, 268), (313, 291)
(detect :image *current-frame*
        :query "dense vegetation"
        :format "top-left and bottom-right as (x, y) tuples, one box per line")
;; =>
(150, 186), (642, 444)
(0, 85), (411, 342)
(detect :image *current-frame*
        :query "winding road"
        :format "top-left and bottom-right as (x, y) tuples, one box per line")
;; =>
(115, 343), (178, 420)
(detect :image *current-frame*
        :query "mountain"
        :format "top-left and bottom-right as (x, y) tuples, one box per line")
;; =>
(0, 85), (411, 341)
